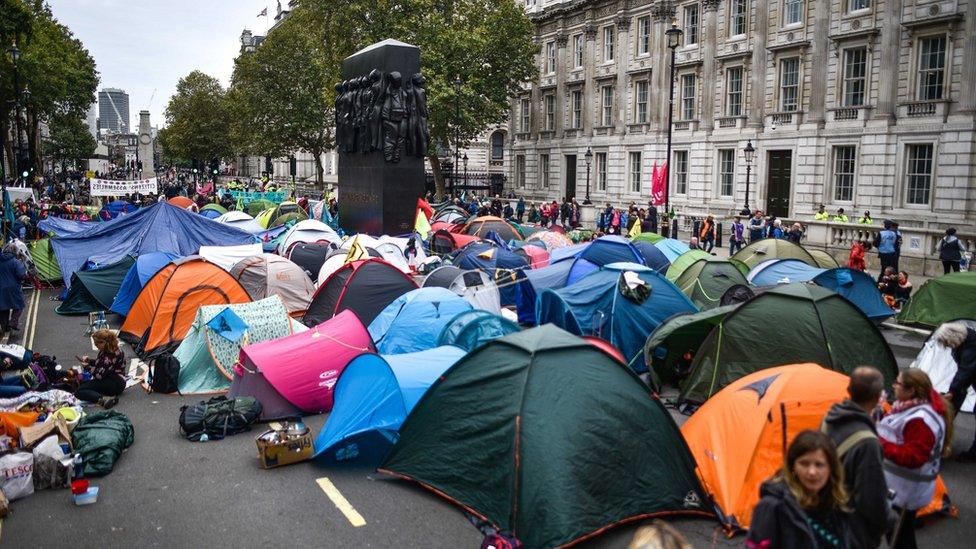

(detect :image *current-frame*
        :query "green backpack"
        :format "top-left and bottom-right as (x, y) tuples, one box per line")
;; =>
(179, 396), (263, 442)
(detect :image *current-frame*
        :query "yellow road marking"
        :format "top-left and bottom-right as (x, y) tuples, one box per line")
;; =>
(316, 477), (366, 527)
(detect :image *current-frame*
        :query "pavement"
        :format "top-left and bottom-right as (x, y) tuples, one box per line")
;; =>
(3, 288), (975, 548)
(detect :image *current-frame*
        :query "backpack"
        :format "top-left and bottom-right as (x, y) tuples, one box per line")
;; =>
(179, 396), (263, 442)
(148, 353), (181, 394)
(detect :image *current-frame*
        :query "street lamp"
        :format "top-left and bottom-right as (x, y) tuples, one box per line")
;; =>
(8, 41), (27, 185)
(453, 75), (462, 194)
(462, 153), (468, 187)
(583, 147), (593, 204)
(741, 140), (755, 216)
(663, 21), (683, 236)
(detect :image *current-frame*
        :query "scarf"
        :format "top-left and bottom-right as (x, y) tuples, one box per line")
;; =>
(890, 390), (945, 415)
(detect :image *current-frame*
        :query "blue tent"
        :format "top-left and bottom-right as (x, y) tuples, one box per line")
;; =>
(632, 241), (670, 273)
(536, 262), (698, 371)
(109, 252), (180, 316)
(454, 242), (535, 322)
(748, 259), (893, 321)
(51, 202), (255, 287)
(437, 309), (521, 351)
(368, 288), (473, 354)
(313, 346), (466, 463)
(100, 200), (138, 220)
(525, 236), (647, 295)
(37, 217), (103, 236)
(653, 238), (690, 262)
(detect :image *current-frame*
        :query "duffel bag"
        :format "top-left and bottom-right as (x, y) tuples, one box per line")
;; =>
(179, 396), (262, 442)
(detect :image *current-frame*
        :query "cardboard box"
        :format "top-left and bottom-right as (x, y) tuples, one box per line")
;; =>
(19, 417), (73, 451)
(255, 427), (312, 469)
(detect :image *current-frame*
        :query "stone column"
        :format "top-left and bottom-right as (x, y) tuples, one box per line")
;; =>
(530, 36), (542, 136)
(652, 1), (677, 129)
(700, 0), (721, 133)
(615, 14), (631, 132)
(584, 23), (598, 135)
(959, 2), (976, 113)
(806, 0), (830, 127)
(556, 32), (568, 135)
(875, 0), (903, 121)
(748, 0), (770, 128)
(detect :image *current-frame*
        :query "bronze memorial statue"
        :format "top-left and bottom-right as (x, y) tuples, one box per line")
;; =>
(335, 70), (430, 162)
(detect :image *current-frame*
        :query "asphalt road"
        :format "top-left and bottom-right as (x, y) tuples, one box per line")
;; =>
(3, 288), (974, 548)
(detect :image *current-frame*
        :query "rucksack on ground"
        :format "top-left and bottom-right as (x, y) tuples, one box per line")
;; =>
(179, 396), (263, 442)
(148, 353), (181, 394)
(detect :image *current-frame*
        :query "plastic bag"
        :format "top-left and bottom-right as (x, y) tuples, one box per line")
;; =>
(32, 435), (71, 490)
(912, 340), (975, 412)
(0, 451), (34, 500)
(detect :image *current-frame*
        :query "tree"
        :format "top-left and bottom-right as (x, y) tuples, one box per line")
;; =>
(161, 71), (232, 165)
(44, 113), (95, 171)
(227, 7), (346, 187)
(303, 0), (538, 198)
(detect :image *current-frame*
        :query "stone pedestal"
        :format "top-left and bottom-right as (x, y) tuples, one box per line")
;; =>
(338, 39), (425, 236)
(137, 110), (155, 179)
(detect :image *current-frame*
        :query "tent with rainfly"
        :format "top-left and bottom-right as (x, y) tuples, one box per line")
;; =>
(174, 297), (306, 394)
(109, 252), (179, 316)
(313, 346), (467, 464)
(229, 254), (315, 317)
(55, 256), (136, 315)
(436, 309), (521, 352)
(679, 283), (898, 403)
(643, 305), (739, 391)
(535, 263), (698, 372)
(27, 238), (62, 283)
(524, 236), (647, 295)
(421, 265), (502, 314)
(673, 259), (750, 310)
(897, 272), (976, 327)
(367, 288), (473, 354)
(276, 219), (339, 256)
(665, 249), (713, 282)
(303, 258), (418, 328)
(228, 310), (375, 420)
(378, 325), (716, 549)
(730, 238), (819, 270)
(453, 243), (534, 322)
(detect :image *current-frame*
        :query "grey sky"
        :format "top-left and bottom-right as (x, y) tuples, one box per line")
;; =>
(47, 0), (280, 128)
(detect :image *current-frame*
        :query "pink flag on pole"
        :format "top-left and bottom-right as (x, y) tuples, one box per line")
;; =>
(651, 161), (667, 205)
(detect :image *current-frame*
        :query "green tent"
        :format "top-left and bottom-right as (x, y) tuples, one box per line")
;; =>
(730, 238), (818, 270)
(680, 283), (898, 403)
(809, 249), (840, 269)
(632, 232), (665, 245)
(674, 259), (751, 310)
(174, 296), (306, 394)
(379, 325), (715, 549)
(28, 238), (62, 283)
(665, 250), (713, 282)
(728, 257), (751, 277)
(56, 256), (136, 315)
(898, 272), (976, 327)
(643, 305), (739, 390)
(200, 203), (227, 215)
(246, 199), (275, 217)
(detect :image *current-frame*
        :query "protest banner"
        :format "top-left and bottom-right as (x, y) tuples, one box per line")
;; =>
(90, 178), (158, 197)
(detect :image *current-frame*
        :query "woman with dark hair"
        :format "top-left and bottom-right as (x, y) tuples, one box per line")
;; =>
(747, 430), (852, 549)
(74, 329), (127, 408)
(879, 369), (953, 549)
(937, 227), (966, 274)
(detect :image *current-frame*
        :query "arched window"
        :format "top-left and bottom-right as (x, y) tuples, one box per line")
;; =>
(490, 131), (505, 160)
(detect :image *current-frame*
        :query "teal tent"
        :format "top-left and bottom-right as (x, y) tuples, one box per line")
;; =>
(55, 256), (136, 315)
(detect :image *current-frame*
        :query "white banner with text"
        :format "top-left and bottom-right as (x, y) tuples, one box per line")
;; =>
(90, 177), (158, 197)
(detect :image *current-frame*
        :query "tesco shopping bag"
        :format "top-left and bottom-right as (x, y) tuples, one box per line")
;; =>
(0, 451), (34, 500)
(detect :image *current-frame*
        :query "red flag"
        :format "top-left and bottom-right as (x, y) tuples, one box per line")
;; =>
(416, 198), (433, 220)
(651, 161), (667, 206)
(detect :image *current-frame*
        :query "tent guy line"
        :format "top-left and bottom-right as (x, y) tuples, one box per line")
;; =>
(316, 477), (367, 528)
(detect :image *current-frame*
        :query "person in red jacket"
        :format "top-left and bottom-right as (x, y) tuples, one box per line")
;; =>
(877, 369), (953, 549)
(847, 240), (871, 271)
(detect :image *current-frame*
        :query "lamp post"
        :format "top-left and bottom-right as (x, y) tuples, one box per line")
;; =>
(663, 22), (683, 236)
(740, 139), (755, 216)
(453, 75), (462, 194)
(9, 41), (27, 184)
(584, 147), (593, 204)
(462, 153), (468, 187)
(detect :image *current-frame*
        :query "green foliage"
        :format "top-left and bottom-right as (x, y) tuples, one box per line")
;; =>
(45, 113), (96, 167)
(162, 70), (233, 163)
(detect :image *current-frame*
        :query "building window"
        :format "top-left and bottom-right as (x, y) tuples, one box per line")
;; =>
(674, 150), (688, 194)
(841, 47), (867, 107)
(571, 90), (583, 129)
(491, 132), (504, 160)
(730, 0), (747, 36)
(603, 26), (615, 62)
(681, 74), (696, 120)
(629, 151), (642, 193)
(545, 41), (556, 74)
(832, 146), (856, 201)
(917, 36), (947, 101)
(519, 98), (530, 132)
(779, 57), (800, 112)
(540, 153), (551, 188)
(905, 144), (933, 205)
(684, 5), (699, 45)
(635, 80), (649, 124)
(637, 16), (651, 55)
(573, 34), (584, 68)
(601, 85), (614, 126)
(726, 67), (743, 116)
(544, 94), (555, 130)
(848, 0), (870, 12)
(596, 152), (607, 191)
(719, 149), (735, 197)
(516, 155), (526, 187)
(784, 0), (803, 26)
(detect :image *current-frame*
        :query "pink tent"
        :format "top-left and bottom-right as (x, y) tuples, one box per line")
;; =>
(235, 310), (375, 415)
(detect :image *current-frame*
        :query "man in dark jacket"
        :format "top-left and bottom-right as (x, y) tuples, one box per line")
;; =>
(822, 366), (890, 549)
(938, 322), (976, 461)
(0, 246), (27, 336)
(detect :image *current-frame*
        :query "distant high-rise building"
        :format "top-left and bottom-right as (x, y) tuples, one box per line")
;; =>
(98, 88), (130, 134)
(85, 103), (98, 138)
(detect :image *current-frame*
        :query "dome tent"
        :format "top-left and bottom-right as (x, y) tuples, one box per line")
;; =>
(808, 248), (840, 268)
(679, 283), (898, 404)
(897, 272), (976, 327)
(524, 236), (647, 294)
(110, 252), (179, 316)
(215, 210), (265, 234)
(436, 309), (521, 351)
(230, 254), (316, 317)
(55, 256), (136, 315)
(673, 259), (751, 310)
(421, 265), (501, 314)
(462, 215), (522, 241)
(199, 203), (227, 219)
(730, 238), (819, 270)
(276, 219), (339, 256)
(379, 325), (715, 549)
(303, 258), (418, 328)
(287, 241), (336, 279)
(453, 242), (534, 321)
(367, 288), (473, 354)
(665, 249), (712, 282)
(643, 305), (739, 391)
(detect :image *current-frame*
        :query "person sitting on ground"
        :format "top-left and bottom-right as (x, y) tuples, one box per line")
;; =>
(833, 208), (849, 223)
(936, 322), (976, 462)
(688, 237), (704, 251)
(822, 366), (891, 549)
(858, 211), (874, 225)
(74, 329), (126, 408)
(895, 271), (913, 307)
(878, 369), (952, 549)
(747, 430), (852, 549)
(878, 267), (899, 308)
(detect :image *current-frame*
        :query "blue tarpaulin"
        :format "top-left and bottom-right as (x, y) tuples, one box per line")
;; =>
(109, 252), (179, 316)
(313, 346), (466, 463)
(100, 200), (138, 219)
(368, 288), (473, 354)
(38, 217), (102, 236)
(52, 202), (255, 287)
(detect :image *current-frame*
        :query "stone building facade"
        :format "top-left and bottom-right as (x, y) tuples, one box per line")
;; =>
(508, 0), (976, 229)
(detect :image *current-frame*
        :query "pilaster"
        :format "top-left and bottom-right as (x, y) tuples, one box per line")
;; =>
(749, 0), (770, 128)
(875, 0), (903, 121)
(807, 0), (830, 127)
(700, 0), (720, 133)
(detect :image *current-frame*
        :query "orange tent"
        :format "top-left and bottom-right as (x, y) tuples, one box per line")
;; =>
(168, 196), (198, 211)
(120, 257), (251, 355)
(681, 363), (954, 533)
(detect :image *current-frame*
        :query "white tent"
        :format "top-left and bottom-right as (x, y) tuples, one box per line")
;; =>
(421, 265), (501, 314)
(336, 234), (411, 273)
(199, 243), (264, 271)
(215, 211), (265, 234)
(277, 219), (339, 256)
